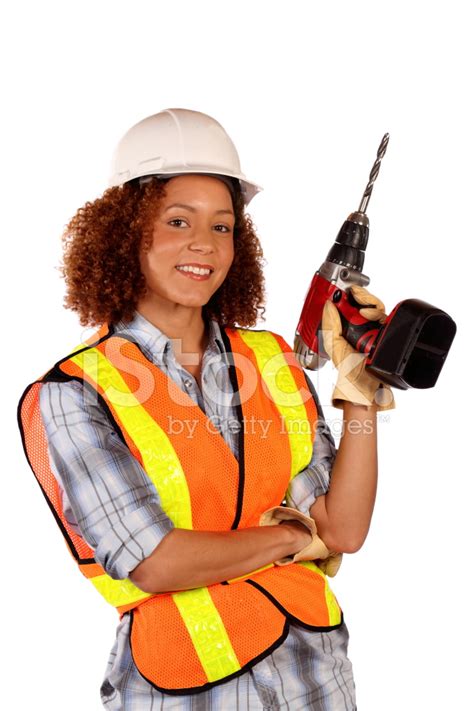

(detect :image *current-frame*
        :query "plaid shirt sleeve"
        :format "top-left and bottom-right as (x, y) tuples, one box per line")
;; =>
(39, 379), (175, 580)
(285, 373), (337, 517)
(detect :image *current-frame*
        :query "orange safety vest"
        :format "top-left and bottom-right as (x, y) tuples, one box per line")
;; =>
(18, 324), (342, 694)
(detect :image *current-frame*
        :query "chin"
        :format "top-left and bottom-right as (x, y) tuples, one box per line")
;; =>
(176, 288), (219, 309)
(175, 295), (211, 308)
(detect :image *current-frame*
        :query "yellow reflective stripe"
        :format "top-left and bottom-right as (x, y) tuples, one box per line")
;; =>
(70, 347), (192, 529)
(69, 346), (193, 610)
(90, 574), (151, 608)
(299, 561), (342, 626)
(173, 588), (240, 682)
(238, 330), (313, 478)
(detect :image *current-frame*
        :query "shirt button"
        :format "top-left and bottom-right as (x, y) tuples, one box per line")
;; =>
(184, 379), (193, 389)
(228, 419), (241, 434)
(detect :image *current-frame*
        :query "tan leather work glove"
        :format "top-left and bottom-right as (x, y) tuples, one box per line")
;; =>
(259, 506), (342, 577)
(322, 285), (395, 410)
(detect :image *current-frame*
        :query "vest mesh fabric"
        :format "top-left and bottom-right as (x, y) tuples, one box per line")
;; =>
(19, 327), (342, 693)
(130, 582), (287, 689)
(19, 381), (95, 561)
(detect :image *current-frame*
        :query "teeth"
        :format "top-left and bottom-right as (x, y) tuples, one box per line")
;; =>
(176, 265), (212, 275)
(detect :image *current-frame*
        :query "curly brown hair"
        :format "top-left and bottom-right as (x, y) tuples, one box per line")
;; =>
(61, 177), (266, 328)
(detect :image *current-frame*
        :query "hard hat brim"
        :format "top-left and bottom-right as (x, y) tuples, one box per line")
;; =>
(110, 167), (262, 205)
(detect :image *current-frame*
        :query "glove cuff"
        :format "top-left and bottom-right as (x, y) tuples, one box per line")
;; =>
(317, 552), (343, 577)
(259, 506), (330, 566)
(332, 374), (395, 411)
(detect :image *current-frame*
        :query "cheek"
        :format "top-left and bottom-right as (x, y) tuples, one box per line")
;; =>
(140, 233), (178, 271)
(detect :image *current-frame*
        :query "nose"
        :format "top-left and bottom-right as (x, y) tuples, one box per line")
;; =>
(188, 225), (215, 254)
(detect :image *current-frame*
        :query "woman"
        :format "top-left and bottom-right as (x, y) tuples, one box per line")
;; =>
(19, 108), (393, 709)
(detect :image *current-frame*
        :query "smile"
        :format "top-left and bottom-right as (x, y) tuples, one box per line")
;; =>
(175, 264), (214, 280)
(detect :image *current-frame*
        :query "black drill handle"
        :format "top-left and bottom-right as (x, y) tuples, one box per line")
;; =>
(331, 289), (383, 357)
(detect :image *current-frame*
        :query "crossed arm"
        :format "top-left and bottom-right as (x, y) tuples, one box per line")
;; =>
(130, 402), (378, 593)
(41, 380), (378, 596)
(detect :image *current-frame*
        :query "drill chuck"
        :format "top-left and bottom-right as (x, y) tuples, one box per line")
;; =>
(325, 211), (369, 272)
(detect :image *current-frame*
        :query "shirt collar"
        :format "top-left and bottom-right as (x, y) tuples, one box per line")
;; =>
(113, 311), (227, 364)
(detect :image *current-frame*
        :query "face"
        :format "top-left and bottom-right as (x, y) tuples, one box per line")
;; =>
(138, 174), (235, 316)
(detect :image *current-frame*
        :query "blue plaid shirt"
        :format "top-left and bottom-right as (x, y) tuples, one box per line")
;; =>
(39, 313), (355, 710)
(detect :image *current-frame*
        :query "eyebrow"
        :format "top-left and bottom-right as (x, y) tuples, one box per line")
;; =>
(163, 203), (234, 216)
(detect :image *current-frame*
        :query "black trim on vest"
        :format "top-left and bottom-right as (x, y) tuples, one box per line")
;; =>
(245, 579), (344, 633)
(220, 328), (246, 530)
(17, 381), (96, 565)
(128, 609), (290, 696)
(17, 324), (118, 566)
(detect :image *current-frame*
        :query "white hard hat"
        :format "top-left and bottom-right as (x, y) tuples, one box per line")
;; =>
(109, 108), (262, 205)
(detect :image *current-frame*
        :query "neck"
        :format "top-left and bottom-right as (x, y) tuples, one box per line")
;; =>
(136, 301), (208, 371)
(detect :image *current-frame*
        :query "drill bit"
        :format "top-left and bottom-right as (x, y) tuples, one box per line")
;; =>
(358, 133), (390, 214)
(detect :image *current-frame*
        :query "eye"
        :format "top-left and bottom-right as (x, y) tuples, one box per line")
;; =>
(214, 224), (233, 233)
(168, 218), (188, 228)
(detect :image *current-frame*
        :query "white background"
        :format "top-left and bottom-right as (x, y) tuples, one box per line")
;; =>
(2, 1), (471, 709)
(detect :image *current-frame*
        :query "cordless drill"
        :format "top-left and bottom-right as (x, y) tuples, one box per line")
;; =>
(294, 135), (456, 389)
